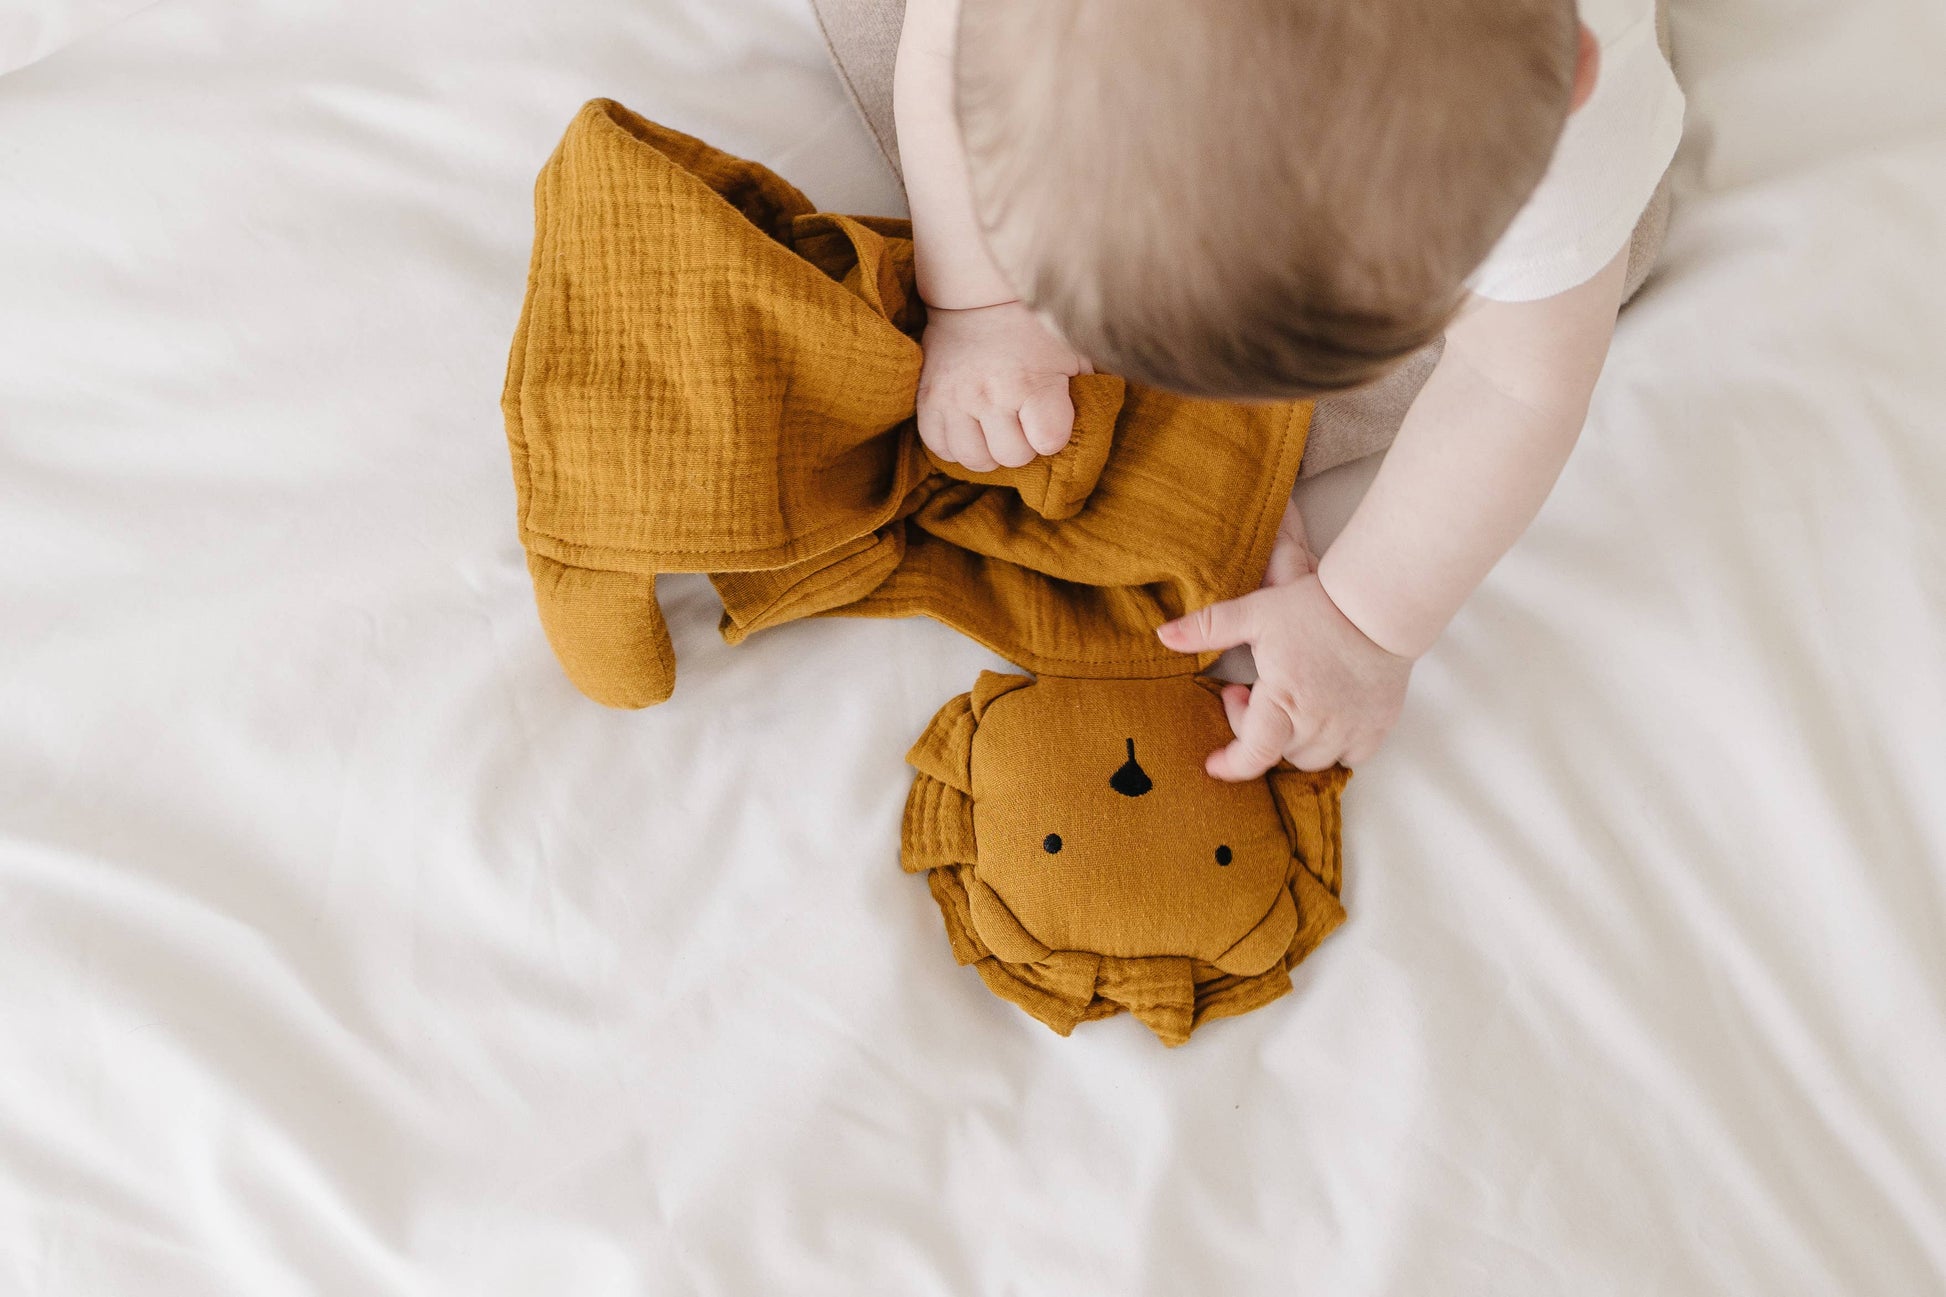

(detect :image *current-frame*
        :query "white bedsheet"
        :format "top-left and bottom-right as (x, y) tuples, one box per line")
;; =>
(1, 0), (1942, 1292)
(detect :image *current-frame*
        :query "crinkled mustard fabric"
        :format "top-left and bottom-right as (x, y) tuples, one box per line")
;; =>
(502, 100), (1348, 1045)
(502, 99), (1312, 707)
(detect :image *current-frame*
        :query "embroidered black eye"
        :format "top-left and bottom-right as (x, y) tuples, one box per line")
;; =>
(1043, 833), (1063, 855)
(1214, 844), (1232, 866)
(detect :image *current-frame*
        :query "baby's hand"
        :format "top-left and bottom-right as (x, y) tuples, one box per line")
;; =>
(917, 300), (1092, 471)
(1156, 558), (1413, 777)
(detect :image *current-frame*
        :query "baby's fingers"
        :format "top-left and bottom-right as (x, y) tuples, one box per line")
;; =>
(1287, 724), (1348, 773)
(1220, 683), (1252, 736)
(1207, 686), (1295, 782)
(1157, 592), (1258, 655)
(916, 403), (955, 463)
(944, 411), (998, 473)
(1340, 731), (1381, 768)
(979, 409), (1037, 469)
(1018, 380), (1075, 456)
(1261, 498), (1318, 588)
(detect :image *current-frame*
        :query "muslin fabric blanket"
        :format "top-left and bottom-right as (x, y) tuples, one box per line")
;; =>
(502, 99), (1313, 708)
(501, 100), (1346, 1045)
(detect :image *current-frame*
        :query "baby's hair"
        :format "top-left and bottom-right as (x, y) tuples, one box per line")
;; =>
(955, 0), (1580, 399)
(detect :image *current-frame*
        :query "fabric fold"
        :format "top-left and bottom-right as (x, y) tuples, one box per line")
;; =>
(503, 99), (1312, 707)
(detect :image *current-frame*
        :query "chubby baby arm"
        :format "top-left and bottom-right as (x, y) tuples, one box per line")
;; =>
(894, 0), (1089, 470)
(1159, 245), (1631, 776)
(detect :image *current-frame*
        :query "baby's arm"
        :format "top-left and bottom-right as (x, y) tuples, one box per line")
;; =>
(894, 0), (1090, 470)
(1159, 245), (1630, 776)
(895, 0), (1008, 308)
(1317, 246), (1630, 657)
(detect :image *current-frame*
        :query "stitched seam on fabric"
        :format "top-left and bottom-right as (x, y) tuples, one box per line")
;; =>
(521, 478), (912, 564)
(859, 569), (1191, 669)
(722, 536), (898, 628)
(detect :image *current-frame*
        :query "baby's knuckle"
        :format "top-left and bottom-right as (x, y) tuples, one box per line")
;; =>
(1238, 732), (1278, 759)
(1264, 688), (1304, 722)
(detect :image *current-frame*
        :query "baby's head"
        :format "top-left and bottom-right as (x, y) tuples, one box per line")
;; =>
(955, 0), (1585, 399)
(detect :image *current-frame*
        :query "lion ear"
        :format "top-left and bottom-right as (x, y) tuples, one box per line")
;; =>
(904, 674), (1034, 793)
(969, 670), (1034, 719)
(906, 691), (976, 793)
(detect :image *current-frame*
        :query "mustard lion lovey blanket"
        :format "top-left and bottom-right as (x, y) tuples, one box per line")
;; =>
(503, 99), (1350, 1044)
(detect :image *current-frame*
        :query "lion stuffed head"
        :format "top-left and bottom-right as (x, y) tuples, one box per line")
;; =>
(902, 672), (1349, 1046)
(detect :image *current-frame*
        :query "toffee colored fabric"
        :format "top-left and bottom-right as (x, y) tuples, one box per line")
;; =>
(502, 101), (1347, 1045)
(503, 99), (1311, 708)
(902, 673), (1348, 1046)
(804, 0), (1677, 477)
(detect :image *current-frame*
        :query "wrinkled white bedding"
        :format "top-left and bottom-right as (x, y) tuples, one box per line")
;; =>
(1, 0), (1942, 1292)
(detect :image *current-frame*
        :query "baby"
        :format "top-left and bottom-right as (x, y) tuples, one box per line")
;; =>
(887, 0), (1684, 779)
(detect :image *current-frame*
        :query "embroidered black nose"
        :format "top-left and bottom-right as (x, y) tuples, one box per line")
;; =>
(1109, 738), (1153, 798)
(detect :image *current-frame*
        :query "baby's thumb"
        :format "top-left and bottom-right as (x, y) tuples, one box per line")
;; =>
(1261, 505), (1318, 588)
(1207, 688), (1295, 782)
(1018, 381), (1075, 456)
(1157, 594), (1257, 655)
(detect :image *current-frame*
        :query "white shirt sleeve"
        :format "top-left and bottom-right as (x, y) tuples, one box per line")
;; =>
(1465, 0), (1685, 303)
